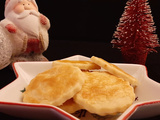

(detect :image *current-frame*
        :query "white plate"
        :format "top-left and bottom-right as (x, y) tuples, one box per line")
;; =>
(0, 55), (160, 120)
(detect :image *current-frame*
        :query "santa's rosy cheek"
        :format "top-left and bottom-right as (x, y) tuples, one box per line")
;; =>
(31, 6), (38, 12)
(14, 4), (25, 14)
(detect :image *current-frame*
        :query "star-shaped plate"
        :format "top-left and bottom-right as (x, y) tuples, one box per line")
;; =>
(0, 55), (160, 120)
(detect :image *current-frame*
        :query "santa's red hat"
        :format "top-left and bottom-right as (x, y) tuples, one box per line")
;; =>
(5, 0), (38, 18)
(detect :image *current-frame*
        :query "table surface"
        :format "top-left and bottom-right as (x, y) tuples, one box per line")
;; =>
(0, 40), (160, 120)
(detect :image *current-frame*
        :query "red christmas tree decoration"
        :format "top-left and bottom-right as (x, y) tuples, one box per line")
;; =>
(111, 0), (160, 65)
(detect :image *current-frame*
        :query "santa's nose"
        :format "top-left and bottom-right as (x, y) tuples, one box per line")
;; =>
(23, 3), (32, 10)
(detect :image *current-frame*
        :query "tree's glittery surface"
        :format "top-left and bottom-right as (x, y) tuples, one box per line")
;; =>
(111, 0), (159, 54)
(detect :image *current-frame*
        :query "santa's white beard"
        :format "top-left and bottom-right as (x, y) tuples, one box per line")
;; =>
(6, 10), (40, 38)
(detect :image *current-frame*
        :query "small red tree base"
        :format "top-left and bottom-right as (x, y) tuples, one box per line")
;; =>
(121, 50), (148, 65)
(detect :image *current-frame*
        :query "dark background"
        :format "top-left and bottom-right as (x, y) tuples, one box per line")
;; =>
(0, 0), (160, 42)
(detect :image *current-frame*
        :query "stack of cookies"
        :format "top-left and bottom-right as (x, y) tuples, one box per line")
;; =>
(23, 56), (138, 116)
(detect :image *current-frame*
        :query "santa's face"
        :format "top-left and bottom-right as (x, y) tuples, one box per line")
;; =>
(14, 0), (38, 14)
(5, 0), (40, 38)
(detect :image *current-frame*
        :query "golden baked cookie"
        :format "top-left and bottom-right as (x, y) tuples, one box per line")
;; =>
(52, 60), (101, 70)
(58, 98), (83, 114)
(91, 56), (138, 86)
(74, 71), (135, 116)
(23, 64), (86, 106)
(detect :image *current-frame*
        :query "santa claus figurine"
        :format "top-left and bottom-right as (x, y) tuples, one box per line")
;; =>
(0, 0), (50, 69)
